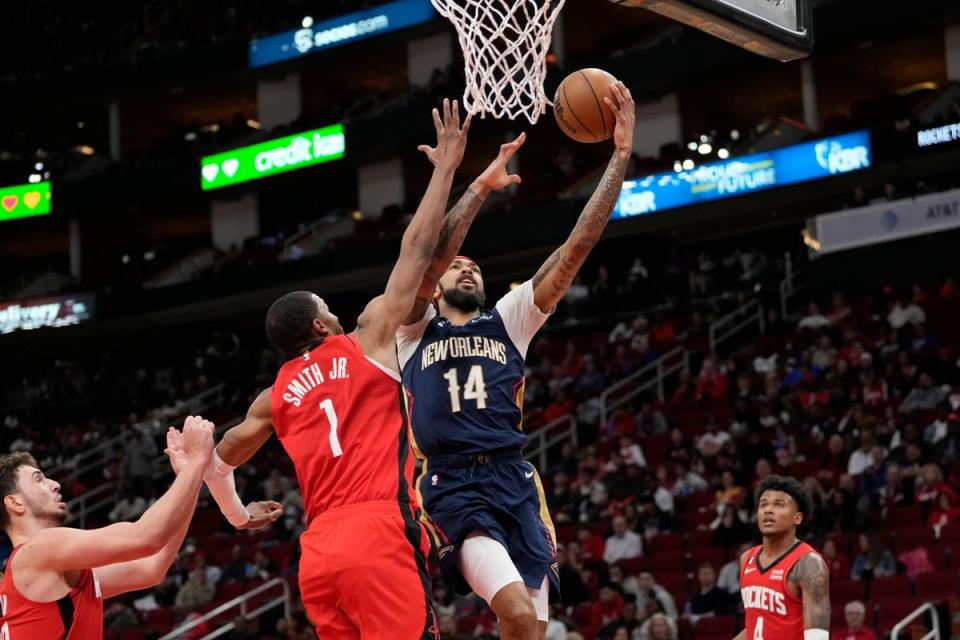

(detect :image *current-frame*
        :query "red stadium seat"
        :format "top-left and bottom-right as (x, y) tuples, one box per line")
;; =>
(120, 632), (145, 640)
(892, 526), (936, 550)
(648, 550), (686, 573)
(144, 608), (175, 633)
(648, 532), (684, 553)
(868, 575), (912, 600)
(874, 598), (926, 633)
(914, 570), (959, 599)
(457, 615), (479, 633)
(267, 542), (293, 571)
(579, 625), (602, 640)
(831, 580), (866, 603)
(619, 556), (647, 576)
(573, 603), (593, 626)
(689, 547), (726, 569)
(940, 523), (960, 545)
(218, 580), (246, 602)
(695, 615), (736, 636)
(687, 529), (715, 549)
(887, 505), (924, 526)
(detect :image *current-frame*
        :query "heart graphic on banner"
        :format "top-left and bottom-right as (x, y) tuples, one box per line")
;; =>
(1, 195), (17, 212)
(221, 158), (239, 178)
(201, 164), (220, 182)
(23, 192), (41, 209)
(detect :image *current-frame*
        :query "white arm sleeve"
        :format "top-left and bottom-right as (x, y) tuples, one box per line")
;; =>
(396, 305), (436, 370)
(203, 451), (250, 527)
(495, 280), (552, 358)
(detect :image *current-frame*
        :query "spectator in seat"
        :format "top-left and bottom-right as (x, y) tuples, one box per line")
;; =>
(888, 296), (926, 330)
(577, 525), (605, 561)
(717, 542), (752, 595)
(712, 505), (751, 551)
(831, 601), (878, 640)
(899, 373), (947, 413)
(697, 418), (731, 458)
(821, 538), (850, 582)
(604, 515), (643, 564)
(220, 545), (247, 583)
(175, 569), (216, 611)
(694, 358), (728, 402)
(620, 435), (647, 467)
(915, 463), (959, 506)
(850, 533), (896, 580)
(635, 612), (678, 640)
(105, 600), (139, 631)
(108, 485), (148, 523)
(713, 470), (744, 507)
(557, 543), (589, 605)
(927, 492), (960, 530)
(684, 563), (729, 620)
(592, 584), (626, 627)
(599, 600), (642, 639)
(848, 431), (882, 476)
(798, 303), (831, 330)
(923, 404), (951, 445)
(636, 401), (668, 435)
(545, 603), (570, 640)
(635, 571), (678, 619)
(828, 292), (853, 326)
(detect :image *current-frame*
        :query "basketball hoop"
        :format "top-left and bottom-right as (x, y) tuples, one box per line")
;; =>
(431, 0), (567, 124)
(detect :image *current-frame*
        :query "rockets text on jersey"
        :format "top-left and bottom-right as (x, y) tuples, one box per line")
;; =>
(740, 541), (819, 640)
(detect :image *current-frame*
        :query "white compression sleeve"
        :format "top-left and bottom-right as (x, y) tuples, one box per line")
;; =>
(203, 450), (250, 527)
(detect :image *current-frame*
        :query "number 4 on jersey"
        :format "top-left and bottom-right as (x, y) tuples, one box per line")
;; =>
(754, 616), (764, 640)
(443, 365), (488, 412)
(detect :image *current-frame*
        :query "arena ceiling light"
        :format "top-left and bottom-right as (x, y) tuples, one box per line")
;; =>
(0, 180), (52, 222)
(200, 124), (346, 191)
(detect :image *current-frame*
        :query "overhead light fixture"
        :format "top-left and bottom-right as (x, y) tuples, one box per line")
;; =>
(28, 174), (41, 183)
(76, 145), (95, 155)
(34, 162), (44, 171)
(717, 148), (730, 159)
(184, 132), (198, 141)
(698, 143), (712, 155)
(673, 161), (683, 172)
(699, 134), (709, 143)
(246, 119), (262, 130)
(302, 16), (314, 28)
(730, 129), (740, 140)
(687, 142), (698, 151)
(682, 159), (695, 170)
(77, 121), (85, 129)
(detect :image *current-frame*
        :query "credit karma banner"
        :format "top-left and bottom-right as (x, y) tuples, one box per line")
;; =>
(613, 131), (871, 219)
(201, 124), (345, 191)
(0, 293), (95, 335)
(810, 188), (960, 255)
(249, 0), (435, 68)
(0, 181), (52, 222)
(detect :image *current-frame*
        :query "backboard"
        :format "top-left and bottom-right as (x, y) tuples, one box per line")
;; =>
(611, 0), (813, 62)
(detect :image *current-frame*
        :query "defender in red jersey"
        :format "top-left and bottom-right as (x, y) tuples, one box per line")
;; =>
(201, 100), (472, 640)
(0, 417), (217, 639)
(736, 475), (831, 640)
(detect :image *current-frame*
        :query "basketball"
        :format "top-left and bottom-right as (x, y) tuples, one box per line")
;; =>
(553, 68), (619, 143)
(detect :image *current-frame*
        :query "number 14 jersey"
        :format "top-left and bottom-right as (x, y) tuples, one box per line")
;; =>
(397, 281), (551, 458)
(269, 334), (418, 525)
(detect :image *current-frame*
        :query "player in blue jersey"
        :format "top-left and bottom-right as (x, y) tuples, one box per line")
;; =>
(397, 81), (635, 640)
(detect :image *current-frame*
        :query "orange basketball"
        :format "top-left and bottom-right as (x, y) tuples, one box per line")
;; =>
(553, 68), (619, 143)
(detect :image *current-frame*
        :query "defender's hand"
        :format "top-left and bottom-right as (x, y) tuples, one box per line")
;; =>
(474, 132), (526, 193)
(164, 427), (189, 475)
(235, 501), (284, 530)
(604, 82), (635, 156)
(418, 98), (472, 171)
(180, 415), (215, 467)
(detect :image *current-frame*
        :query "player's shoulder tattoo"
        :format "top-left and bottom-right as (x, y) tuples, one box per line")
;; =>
(790, 552), (830, 628)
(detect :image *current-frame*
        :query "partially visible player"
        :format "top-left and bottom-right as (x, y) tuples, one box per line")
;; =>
(738, 475), (831, 640)
(200, 100), (473, 639)
(396, 81), (635, 640)
(0, 416), (215, 638)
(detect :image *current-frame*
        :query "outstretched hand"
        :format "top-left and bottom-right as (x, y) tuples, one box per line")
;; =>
(603, 82), (635, 156)
(235, 500), (284, 530)
(474, 132), (526, 192)
(418, 98), (472, 171)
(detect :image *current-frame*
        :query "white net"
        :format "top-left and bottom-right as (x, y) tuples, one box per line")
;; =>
(431, 0), (567, 124)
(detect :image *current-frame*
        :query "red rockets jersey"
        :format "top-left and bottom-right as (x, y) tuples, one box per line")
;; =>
(270, 333), (418, 524)
(0, 545), (104, 639)
(740, 541), (818, 640)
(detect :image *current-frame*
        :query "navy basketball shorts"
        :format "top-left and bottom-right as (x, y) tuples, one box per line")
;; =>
(417, 450), (560, 596)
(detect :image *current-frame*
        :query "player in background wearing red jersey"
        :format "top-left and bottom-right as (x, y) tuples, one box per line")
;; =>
(200, 100), (474, 639)
(737, 475), (831, 640)
(0, 416), (215, 639)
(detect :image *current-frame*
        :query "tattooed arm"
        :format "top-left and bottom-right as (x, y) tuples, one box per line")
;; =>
(532, 81), (636, 313)
(790, 553), (831, 632)
(401, 133), (527, 325)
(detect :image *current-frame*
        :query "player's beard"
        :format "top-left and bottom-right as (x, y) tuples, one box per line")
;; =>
(25, 495), (68, 527)
(440, 285), (486, 313)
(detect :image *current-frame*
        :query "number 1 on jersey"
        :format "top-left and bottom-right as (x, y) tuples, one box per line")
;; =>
(319, 398), (342, 457)
(443, 365), (488, 413)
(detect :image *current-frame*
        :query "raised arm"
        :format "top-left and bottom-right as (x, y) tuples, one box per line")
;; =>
(356, 99), (470, 355)
(401, 133), (526, 326)
(791, 553), (831, 635)
(205, 389), (284, 530)
(17, 417), (213, 574)
(531, 82), (635, 313)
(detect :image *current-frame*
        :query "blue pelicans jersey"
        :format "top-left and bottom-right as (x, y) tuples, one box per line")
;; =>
(397, 281), (551, 458)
